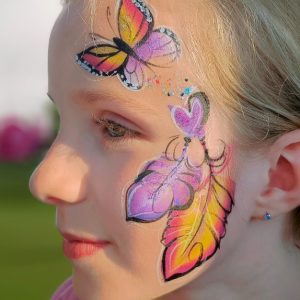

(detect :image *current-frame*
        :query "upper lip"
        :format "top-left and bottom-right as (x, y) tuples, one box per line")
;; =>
(60, 231), (110, 244)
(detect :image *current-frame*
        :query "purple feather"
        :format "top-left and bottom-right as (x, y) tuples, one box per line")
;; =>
(126, 145), (202, 222)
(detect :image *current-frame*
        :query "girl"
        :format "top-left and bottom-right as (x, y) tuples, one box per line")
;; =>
(29, 0), (300, 299)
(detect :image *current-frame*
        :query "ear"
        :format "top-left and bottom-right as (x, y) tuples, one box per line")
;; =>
(252, 129), (300, 219)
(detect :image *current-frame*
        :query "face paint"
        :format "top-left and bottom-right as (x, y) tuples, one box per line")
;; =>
(74, 0), (235, 284)
(75, 0), (181, 90)
(126, 93), (208, 222)
(126, 92), (235, 281)
(145, 74), (195, 99)
(169, 91), (210, 139)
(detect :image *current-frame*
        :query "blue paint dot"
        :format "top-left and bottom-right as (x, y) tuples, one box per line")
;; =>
(184, 87), (192, 95)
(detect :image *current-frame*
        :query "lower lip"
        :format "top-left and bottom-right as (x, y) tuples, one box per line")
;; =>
(63, 239), (110, 260)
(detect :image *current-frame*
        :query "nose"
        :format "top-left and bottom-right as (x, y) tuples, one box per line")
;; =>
(29, 141), (88, 205)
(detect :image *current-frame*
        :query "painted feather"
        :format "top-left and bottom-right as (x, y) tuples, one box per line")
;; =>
(126, 144), (205, 222)
(162, 175), (235, 281)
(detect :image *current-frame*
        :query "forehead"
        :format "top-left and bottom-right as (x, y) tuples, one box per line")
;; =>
(68, 0), (190, 31)
(49, 0), (206, 109)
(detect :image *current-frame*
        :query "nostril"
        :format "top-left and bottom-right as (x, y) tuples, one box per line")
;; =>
(47, 196), (65, 205)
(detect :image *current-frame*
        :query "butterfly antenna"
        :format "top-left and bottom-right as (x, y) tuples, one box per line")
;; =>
(107, 6), (117, 36)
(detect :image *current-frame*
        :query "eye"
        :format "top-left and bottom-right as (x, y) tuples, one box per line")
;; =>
(93, 114), (138, 144)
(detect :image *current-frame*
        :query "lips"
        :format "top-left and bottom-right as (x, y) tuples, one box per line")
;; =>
(61, 231), (110, 260)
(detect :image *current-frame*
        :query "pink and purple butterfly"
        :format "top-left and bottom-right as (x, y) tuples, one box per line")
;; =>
(75, 0), (181, 90)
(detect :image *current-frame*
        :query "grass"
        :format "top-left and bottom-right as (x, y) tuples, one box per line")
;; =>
(0, 155), (72, 299)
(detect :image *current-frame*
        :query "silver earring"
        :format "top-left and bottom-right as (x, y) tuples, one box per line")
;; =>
(264, 212), (271, 221)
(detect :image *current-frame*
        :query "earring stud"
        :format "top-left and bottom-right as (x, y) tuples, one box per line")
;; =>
(264, 212), (271, 221)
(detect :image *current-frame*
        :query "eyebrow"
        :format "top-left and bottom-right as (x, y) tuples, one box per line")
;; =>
(77, 89), (160, 115)
(47, 89), (159, 116)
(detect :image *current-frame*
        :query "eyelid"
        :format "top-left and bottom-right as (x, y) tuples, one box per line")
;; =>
(92, 114), (139, 150)
(92, 111), (140, 133)
(92, 113), (140, 138)
(94, 116), (135, 135)
(47, 93), (153, 137)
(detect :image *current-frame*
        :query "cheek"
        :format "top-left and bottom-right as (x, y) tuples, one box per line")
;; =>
(88, 112), (239, 287)
(209, 152), (268, 266)
(90, 149), (168, 240)
(120, 220), (166, 275)
(123, 143), (235, 281)
(90, 157), (174, 295)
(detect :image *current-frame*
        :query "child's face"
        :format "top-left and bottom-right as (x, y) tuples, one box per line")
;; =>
(29, 1), (260, 299)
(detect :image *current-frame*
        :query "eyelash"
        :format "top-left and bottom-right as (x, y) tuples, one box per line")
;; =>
(92, 114), (138, 145)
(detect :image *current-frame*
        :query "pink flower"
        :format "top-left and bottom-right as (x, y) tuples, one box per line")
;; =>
(0, 116), (47, 162)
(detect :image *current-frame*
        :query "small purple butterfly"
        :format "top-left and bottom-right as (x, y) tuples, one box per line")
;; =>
(169, 92), (209, 139)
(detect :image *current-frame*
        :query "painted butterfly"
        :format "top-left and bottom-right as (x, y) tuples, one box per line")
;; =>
(76, 0), (181, 90)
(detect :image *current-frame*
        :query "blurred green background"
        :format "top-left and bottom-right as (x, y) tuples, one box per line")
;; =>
(0, 106), (72, 299)
(0, 1), (70, 298)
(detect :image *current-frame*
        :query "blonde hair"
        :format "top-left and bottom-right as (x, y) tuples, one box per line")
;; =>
(62, 0), (300, 245)
(185, 0), (300, 245)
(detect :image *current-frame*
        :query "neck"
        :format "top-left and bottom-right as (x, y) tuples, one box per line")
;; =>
(159, 215), (300, 300)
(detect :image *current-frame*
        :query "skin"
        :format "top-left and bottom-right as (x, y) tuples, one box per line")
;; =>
(29, 1), (300, 299)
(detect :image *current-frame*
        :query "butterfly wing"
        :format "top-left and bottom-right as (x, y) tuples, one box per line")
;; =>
(115, 0), (154, 89)
(118, 56), (145, 90)
(117, 26), (182, 89)
(120, 27), (181, 89)
(118, 0), (154, 47)
(76, 35), (128, 76)
(134, 27), (181, 66)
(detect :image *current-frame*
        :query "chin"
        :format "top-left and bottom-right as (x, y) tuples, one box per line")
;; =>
(72, 267), (179, 300)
